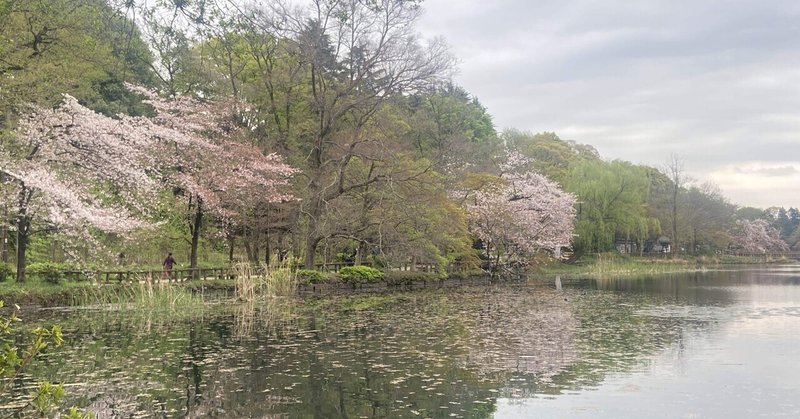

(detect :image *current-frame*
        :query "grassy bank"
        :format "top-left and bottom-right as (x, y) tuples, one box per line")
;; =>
(536, 252), (794, 277)
(3, 254), (792, 307)
(0, 281), (99, 307)
(0, 279), (231, 308)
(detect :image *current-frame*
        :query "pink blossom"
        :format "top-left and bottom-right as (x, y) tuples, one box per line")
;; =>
(733, 219), (788, 253)
(2, 84), (296, 248)
(466, 151), (576, 264)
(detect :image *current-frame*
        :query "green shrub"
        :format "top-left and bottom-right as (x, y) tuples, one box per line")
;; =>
(296, 269), (329, 284)
(338, 266), (384, 284)
(0, 263), (13, 282)
(27, 263), (64, 284)
(384, 271), (439, 285)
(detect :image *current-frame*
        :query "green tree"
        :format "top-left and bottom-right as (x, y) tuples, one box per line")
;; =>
(736, 206), (766, 221)
(787, 224), (800, 250)
(774, 207), (794, 240)
(503, 129), (599, 185)
(566, 160), (658, 255)
(0, 0), (154, 120)
(405, 84), (498, 172)
(662, 154), (690, 256)
(684, 183), (736, 252)
(214, 0), (454, 268)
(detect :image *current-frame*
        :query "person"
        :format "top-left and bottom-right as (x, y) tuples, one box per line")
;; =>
(162, 252), (177, 279)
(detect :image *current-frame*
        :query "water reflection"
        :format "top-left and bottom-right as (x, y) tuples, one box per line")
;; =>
(2, 266), (799, 418)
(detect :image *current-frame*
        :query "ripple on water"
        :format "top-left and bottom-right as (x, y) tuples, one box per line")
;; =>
(3, 271), (800, 418)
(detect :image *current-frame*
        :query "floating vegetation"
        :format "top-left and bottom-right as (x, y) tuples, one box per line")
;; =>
(7, 267), (800, 417)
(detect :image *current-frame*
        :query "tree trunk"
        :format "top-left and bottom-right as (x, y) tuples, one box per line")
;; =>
(228, 235), (235, 264)
(243, 238), (255, 264)
(493, 248), (501, 278)
(264, 230), (271, 266)
(0, 204), (7, 263)
(252, 228), (261, 266)
(190, 198), (203, 278)
(14, 185), (32, 283)
(304, 233), (319, 269)
(303, 195), (323, 269)
(671, 189), (678, 258)
(14, 216), (28, 283)
(360, 243), (366, 266)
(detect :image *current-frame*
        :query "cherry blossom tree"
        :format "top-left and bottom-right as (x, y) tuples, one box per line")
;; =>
(733, 219), (788, 253)
(1, 85), (295, 281)
(465, 152), (577, 272)
(127, 84), (297, 271)
(0, 93), (185, 281)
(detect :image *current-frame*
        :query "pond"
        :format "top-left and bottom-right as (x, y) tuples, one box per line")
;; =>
(6, 265), (800, 418)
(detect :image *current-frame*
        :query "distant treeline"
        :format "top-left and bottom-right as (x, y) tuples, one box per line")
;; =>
(0, 0), (791, 281)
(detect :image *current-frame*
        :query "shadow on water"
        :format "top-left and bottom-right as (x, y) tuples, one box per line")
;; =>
(2, 265), (799, 417)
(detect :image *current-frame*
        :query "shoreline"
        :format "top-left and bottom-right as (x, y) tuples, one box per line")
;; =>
(1, 255), (795, 308)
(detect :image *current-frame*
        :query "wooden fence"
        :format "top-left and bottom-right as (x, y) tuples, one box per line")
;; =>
(58, 261), (447, 283)
(62, 267), (236, 283)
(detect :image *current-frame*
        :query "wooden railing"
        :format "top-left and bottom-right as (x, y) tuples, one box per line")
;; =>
(61, 267), (236, 283)
(57, 261), (449, 283)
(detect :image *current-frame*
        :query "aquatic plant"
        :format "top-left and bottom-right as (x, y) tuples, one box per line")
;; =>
(234, 262), (299, 301)
(0, 300), (91, 418)
(70, 279), (204, 312)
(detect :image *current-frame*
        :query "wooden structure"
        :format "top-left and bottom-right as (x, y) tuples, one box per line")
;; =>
(57, 261), (442, 283)
(61, 267), (235, 283)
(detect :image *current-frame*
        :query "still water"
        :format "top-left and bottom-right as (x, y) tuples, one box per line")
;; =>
(11, 265), (800, 418)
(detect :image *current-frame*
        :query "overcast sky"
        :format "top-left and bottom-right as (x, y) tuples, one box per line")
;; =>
(417, 0), (800, 209)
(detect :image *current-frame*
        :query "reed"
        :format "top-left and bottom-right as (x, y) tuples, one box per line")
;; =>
(233, 261), (298, 301)
(70, 275), (204, 311)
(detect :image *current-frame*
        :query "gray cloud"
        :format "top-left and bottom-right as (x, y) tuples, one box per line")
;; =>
(419, 0), (800, 208)
(734, 165), (798, 177)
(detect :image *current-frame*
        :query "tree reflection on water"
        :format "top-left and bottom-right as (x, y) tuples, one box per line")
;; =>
(5, 271), (765, 418)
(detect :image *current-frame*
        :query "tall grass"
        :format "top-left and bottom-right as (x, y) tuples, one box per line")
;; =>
(233, 261), (298, 301)
(70, 275), (204, 312)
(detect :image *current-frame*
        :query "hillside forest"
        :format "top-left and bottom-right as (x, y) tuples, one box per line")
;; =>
(0, 0), (795, 282)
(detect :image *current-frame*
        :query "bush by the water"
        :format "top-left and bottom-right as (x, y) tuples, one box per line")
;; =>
(0, 263), (13, 282)
(338, 266), (384, 284)
(295, 269), (330, 284)
(27, 262), (65, 284)
(384, 271), (440, 285)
